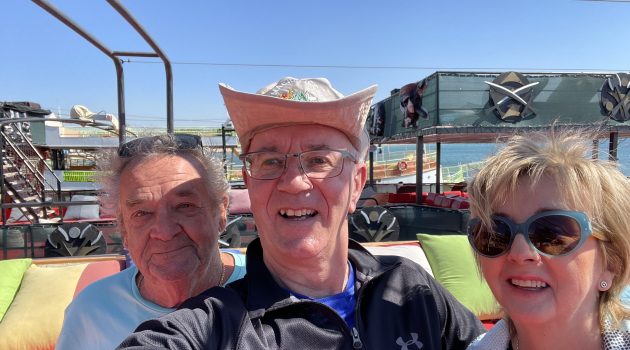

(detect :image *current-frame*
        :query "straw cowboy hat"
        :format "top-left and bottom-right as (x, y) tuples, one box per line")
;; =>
(219, 77), (378, 152)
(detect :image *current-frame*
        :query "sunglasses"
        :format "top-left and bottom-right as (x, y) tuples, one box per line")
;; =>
(467, 210), (593, 258)
(118, 134), (203, 157)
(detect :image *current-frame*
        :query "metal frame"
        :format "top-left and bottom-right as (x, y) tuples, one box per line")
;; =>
(0, 117), (111, 224)
(32, 0), (174, 143)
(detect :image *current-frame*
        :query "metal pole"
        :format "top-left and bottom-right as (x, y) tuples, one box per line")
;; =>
(416, 135), (424, 204)
(435, 142), (442, 193)
(107, 0), (174, 133)
(31, 0), (127, 144)
(609, 132), (619, 161)
(221, 126), (228, 176)
(1, 132), (5, 224)
(592, 139), (599, 159)
(368, 149), (374, 188)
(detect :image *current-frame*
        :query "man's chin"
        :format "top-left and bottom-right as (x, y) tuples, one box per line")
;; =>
(264, 236), (329, 260)
(147, 259), (200, 282)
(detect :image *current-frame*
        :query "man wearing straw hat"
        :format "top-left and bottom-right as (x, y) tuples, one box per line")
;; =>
(119, 77), (484, 349)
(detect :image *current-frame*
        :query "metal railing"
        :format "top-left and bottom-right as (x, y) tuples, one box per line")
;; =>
(1, 120), (62, 223)
(441, 161), (485, 183)
(0, 118), (113, 226)
(32, 0), (174, 142)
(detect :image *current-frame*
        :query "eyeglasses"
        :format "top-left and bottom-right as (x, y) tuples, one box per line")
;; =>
(467, 210), (593, 258)
(239, 150), (358, 180)
(118, 134), (203, 157)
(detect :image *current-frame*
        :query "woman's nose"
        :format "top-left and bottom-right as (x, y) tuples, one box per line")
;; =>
(507, 233), (541, 263)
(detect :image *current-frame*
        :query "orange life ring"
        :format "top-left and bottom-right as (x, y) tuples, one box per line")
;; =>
(397, 161), (408, 172)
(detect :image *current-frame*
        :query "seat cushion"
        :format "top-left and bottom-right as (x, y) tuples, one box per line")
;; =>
(417, 233), (502, 320)
(0, 263), (88, 350)
(365, 242), (433, 277)
(63, 195), (100, 220)
(0, 258), (32, 322)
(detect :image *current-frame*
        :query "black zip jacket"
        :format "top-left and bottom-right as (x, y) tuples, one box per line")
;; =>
(118, 239), (485, 349)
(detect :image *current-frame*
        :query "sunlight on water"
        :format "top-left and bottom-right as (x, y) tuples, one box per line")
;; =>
(383, 140), (630, 176)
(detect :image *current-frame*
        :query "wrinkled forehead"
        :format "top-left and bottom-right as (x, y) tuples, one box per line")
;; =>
(122, 153), (205, 176)
(248, 124), (353, 152)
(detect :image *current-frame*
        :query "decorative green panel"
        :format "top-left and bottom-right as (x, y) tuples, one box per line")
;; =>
(371, 71), (630, 142)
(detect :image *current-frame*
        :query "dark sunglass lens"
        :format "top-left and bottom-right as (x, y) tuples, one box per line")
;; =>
(175, 134), (199, 149)
(471, 219), (511, 257)
(529, 215), (581, 255)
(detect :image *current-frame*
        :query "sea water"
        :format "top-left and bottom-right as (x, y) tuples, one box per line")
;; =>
(383, 138), (630, 176)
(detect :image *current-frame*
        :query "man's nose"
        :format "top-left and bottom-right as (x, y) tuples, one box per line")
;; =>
(276, 157), (313, 193)
(148, 205), (181, 241)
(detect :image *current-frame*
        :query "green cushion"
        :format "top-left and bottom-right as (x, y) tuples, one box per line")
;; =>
(417, 234), (501, 320)
(0, 258), (32, 322)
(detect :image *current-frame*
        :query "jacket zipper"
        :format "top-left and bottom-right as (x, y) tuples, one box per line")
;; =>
(280, 300), (364, 349)
(352, 260), (399, 350)
(351, 327), (363, 349)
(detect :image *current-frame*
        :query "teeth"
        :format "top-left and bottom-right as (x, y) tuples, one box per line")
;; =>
(511, 279), (548, 288)
(279, 209), (315, 217)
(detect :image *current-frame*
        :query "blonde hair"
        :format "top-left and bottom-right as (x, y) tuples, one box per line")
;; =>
(468, 127), (630, 328)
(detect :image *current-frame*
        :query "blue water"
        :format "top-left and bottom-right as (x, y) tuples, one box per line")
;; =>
(383, 139), (630, 176)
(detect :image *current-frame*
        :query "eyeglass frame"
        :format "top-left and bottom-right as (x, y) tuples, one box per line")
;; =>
(118, 134), (204, 158)
(239, 149), (359, 180)
(467, 210), (593, 258)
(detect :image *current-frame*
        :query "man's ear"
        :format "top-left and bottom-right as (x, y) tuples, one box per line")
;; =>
(242, 166), (249, 186)
(348, 163), (367, 214)
(219, 194), (229, 232)
(118, 214), (128, 247)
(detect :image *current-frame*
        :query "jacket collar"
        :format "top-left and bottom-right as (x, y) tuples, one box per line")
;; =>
(243, 238), (398, 313)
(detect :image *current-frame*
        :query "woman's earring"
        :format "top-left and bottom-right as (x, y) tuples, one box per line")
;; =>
(599, 280), (609, 291)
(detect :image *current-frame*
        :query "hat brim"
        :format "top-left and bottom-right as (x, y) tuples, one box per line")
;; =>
(219, 83), (378, 152)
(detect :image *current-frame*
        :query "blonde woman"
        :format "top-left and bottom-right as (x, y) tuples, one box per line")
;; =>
(466, 129), (630, 349)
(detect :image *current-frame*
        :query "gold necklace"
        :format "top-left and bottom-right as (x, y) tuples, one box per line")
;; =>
(136, 262), (226, 289)
(217, 260), (226, 286)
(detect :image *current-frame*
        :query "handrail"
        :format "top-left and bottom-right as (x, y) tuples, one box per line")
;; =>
(0, 117), (113, 225)
(13, 124), (63, 199)
(1, 133), (45, 185)
(2, 200), (98, 209)
(1, 132), (48, 223)
(0, 116), (114, 128)
(1, 150), (39, 194)
(31, 0), (174, 141)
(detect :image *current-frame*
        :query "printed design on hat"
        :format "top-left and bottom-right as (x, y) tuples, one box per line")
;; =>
(601, 73), (630, 122)
(279, 90), (311, 101)
(485, 71), (539, 122)
(265, 77), (317, 102)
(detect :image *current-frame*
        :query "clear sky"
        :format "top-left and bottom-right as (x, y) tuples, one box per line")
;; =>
(2, 0), (629, 129)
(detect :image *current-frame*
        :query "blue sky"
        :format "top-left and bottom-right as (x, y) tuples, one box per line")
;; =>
(2, 0), (629, 128)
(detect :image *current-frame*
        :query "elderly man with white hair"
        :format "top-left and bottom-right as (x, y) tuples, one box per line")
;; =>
(57, 134), (246, 350)
(118, 77), (485, 349)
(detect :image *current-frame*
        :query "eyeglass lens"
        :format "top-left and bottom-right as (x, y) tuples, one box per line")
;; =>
(245, 150), (346, 179)
(471, 215), (582, 257)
